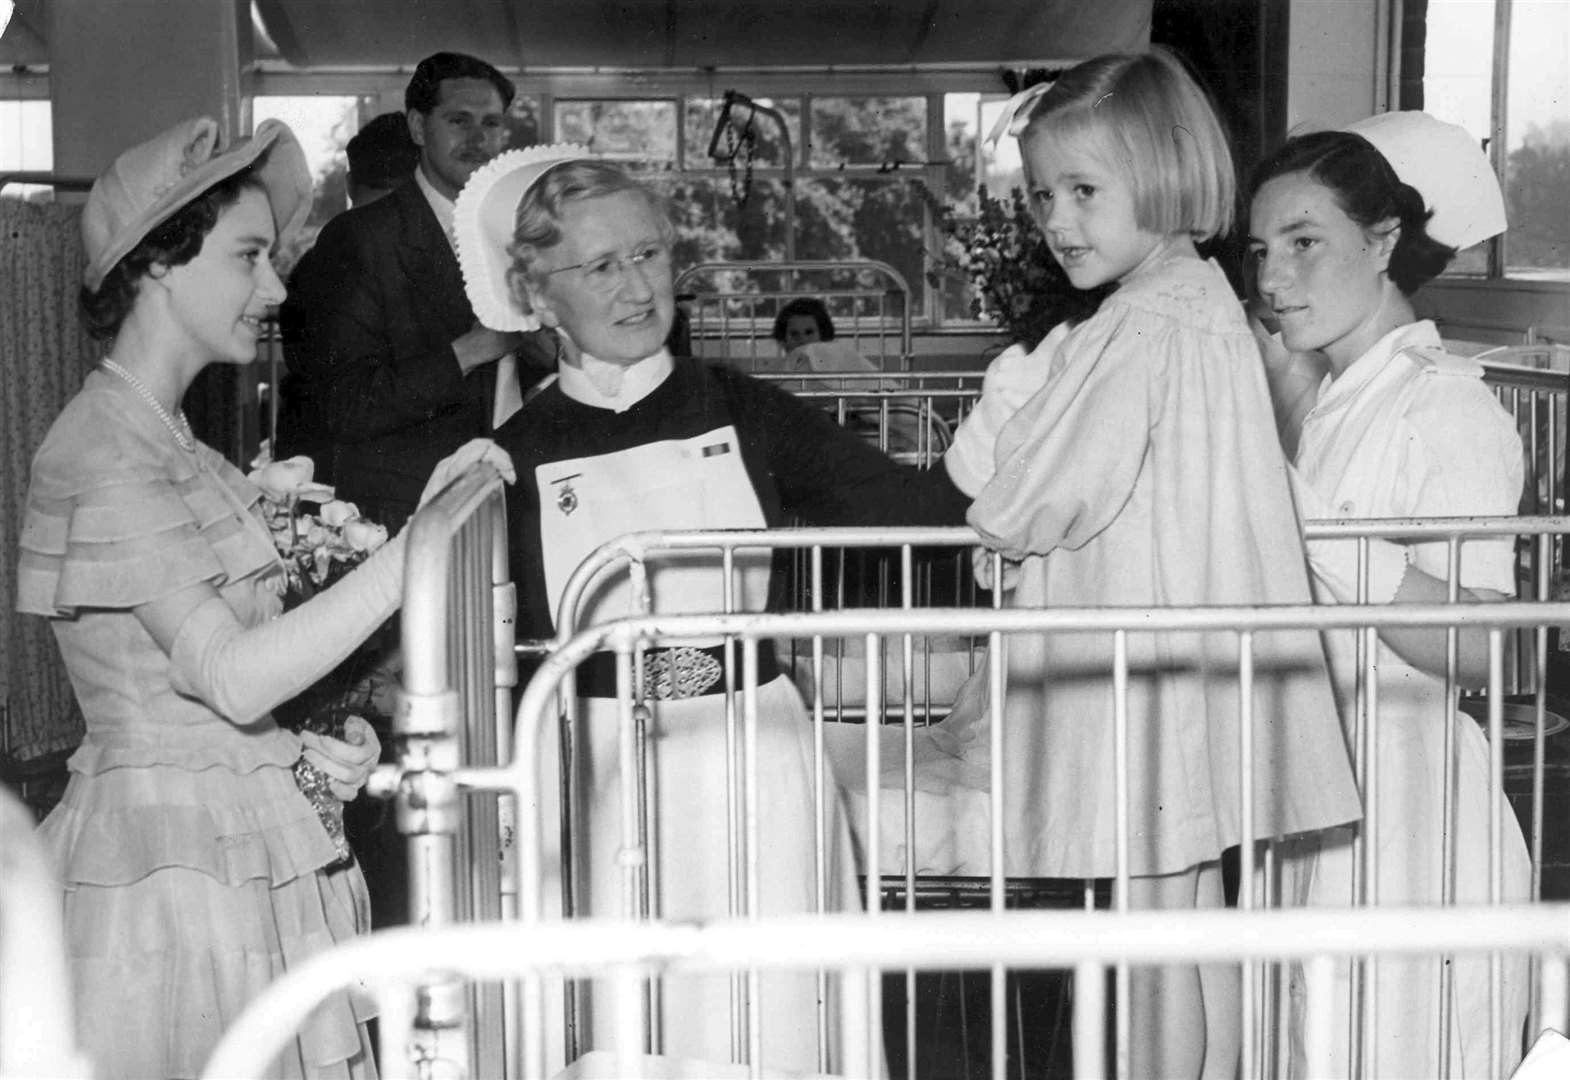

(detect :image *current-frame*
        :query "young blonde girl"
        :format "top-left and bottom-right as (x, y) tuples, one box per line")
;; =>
(938, 49), (1362, 1077)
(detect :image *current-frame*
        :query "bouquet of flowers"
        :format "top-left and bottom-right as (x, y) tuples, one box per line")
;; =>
(934, 184), (1108, 349)
(249, 445), (394, 863)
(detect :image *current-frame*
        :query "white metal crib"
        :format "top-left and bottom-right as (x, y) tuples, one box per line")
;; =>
(198, 586), (1570, 1079)
(193, 350), (1570, 1079)
(193, 471), (1570, 1077)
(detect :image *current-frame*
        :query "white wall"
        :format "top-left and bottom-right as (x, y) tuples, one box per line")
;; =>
(1286, 0), (1386, 133)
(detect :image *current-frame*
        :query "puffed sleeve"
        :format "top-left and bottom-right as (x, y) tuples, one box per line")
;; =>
(967, 303), (1155, 559)
(16, 398), (276, 616)
(1400, 375), (1525, 595)
(944, 325), (1068, 497)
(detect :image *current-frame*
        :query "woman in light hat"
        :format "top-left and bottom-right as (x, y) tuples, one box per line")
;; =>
(455, 145), (968, 1073)
(18, 117), (509, 1079)
(1249, 112), (1531, 1077)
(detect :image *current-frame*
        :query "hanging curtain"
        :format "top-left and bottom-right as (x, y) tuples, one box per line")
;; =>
(1, 196), (92, 760)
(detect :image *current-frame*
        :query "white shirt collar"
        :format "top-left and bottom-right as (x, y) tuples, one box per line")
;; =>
(413, 165), (457, 252)
(557, 348), (674, 413)
(1314, 320), (1442, 411)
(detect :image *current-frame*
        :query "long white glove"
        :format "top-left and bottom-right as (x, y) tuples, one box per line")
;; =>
(168, 439), (516, 729)
(1291, 467), (1410, 605)
(169, 530), (406, 727)
(419, 438), (517, 506)
(299, 715), (382, 800)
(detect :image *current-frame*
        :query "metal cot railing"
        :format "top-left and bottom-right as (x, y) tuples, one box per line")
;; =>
(531, 518), (1570, 1076)
(538, 598), (1570, 1078)
(201, 904), (1570, 1080)
(364, 462), (516, 1079)
(188, 489), (1570, 1078)
(296, 592), (1570, 1079)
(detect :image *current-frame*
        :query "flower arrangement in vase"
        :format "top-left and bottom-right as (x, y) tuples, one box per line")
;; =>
(249, 445), (396, 863)
(934, 184), (1109, 350)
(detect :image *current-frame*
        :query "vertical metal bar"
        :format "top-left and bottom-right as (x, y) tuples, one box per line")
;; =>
(1438, 537), (1461, 1077)
(1112, 629), (1131, 1080)
(864, 632), (885, 1080)
(900, 544), (918, 1077)
(986, 620), (1008, 1080)
(1237, 631), (1258, 1080)
(808, 545), (831, 1076)
(744, 638), (764, 1074)
(1074, 963), (1107, 1080)
(1304, 955), (1336, 1080)
(1487, 631), (1506, 1078)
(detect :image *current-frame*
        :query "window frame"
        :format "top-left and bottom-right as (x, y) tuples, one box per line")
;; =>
(1408, 0), (1570, 284)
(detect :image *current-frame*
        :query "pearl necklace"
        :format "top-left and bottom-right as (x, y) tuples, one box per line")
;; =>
(100, 359), (196, 452)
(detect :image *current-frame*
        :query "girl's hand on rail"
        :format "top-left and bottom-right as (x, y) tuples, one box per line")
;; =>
(300, 715), (381, 801)
(971, 546), (1021, 593)
(420, 438), (517, 508)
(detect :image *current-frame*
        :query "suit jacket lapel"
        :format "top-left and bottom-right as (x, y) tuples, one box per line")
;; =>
(392, 181), (473, 331)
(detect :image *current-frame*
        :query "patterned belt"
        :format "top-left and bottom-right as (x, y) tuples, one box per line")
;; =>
(575, 642), (779, 700)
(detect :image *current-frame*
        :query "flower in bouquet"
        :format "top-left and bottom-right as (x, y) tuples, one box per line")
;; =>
(247, 443), (394, 864)
(248, 447), (389, 600)
(933, 184), (1110, 349)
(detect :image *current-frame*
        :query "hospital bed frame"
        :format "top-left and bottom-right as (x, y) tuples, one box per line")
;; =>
(205, 578), (1570, 1078)
(361, 475), (1570, 1076)
(201, 904), (1570, 1080)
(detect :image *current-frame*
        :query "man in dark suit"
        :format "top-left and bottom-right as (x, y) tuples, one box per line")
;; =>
(277, 53), (544, 932)
(274, 112), (420, 476)
(280, 51), (540, 529)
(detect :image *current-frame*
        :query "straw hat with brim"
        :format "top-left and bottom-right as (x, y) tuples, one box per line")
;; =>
(453, 143), (596, 333)
(82, 116), (312, 293)
(1342, 111), (1507, 251)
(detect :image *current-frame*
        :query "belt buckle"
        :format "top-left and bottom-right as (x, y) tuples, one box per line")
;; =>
(644, 646), (724, 700)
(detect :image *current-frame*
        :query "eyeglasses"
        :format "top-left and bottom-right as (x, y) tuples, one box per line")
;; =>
(545, 241), (672, 294)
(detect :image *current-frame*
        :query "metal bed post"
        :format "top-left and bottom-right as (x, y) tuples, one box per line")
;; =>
(371, 462), (512, 1078)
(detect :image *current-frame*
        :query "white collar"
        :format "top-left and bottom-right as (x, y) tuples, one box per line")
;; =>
(1315, 320), (1442, 410)
(414, 165), (457, 252)
(557, 348), (674, 413)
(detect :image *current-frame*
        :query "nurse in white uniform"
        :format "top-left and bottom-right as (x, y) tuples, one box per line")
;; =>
(1249, 112), (1532, 1079)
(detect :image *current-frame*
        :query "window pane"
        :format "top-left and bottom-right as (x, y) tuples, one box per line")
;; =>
(1503, 0), (1570, 280)
(943, 93), (980, 211)
(508, 94), (543, 149)
(1423, 0), (1496, 137)
(0, 99), (52, 199)
(650, 174), (926, 313)
(555, 100), (677, 163)
(252, 95), (372, 271)
(684, 95), (799, 170)
(795, 177), (927, 312)
(649, 175), (790, 266)
(809, 96), (926, 168)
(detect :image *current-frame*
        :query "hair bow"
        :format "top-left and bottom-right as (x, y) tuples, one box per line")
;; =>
(984, 81), (1053, 149)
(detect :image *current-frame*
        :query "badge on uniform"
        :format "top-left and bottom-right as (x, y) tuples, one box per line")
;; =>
(551, 473), (581, 516)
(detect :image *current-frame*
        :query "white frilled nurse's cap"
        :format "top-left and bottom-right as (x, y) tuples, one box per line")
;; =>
(453, 143), (595, 332)
(1342, 111), (1507, 250)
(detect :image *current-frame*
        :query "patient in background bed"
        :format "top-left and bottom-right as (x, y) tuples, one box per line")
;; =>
(769, 297), (935, 461)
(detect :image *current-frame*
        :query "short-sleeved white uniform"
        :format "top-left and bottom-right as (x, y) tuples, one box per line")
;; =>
(1287, 320), (1532, 1079)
